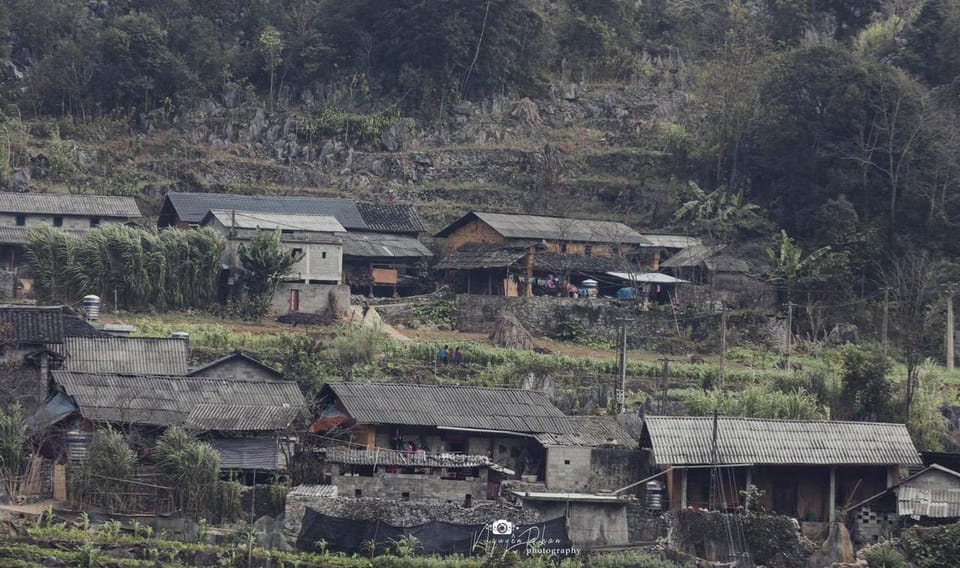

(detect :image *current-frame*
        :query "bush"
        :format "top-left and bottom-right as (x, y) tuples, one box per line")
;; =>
(863, 541), (905, 568)
(902, 523), (960, 568)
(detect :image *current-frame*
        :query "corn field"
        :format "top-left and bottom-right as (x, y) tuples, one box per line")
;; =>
(26, 224), (225, 311)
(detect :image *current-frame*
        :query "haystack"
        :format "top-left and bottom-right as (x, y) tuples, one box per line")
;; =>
(489, 312), (535, 350)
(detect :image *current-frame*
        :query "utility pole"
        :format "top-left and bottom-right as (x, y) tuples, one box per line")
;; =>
(948, 291), (955, 371)
(708, 410), (719, 510)
(719, 306), (727, 390)
(784, 302), (794, 370)
(618, 319), (628, 414)
(881, 288), (890, 357)
(658, 358), (669, 414)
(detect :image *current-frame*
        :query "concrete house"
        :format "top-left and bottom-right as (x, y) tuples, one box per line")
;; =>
(188, 350), (282, 381)
(158, 192), (431, 297)
(200, 209), (348, 313)
(640, 417), (922, 537)
(435, 211), (654, 297)
(850, 463), (960, 542)
(47, 370), (306, 475)
(312, 382), (637, 503)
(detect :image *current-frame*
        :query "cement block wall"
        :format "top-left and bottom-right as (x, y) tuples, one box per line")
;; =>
(545, 447), (647, 493)
(333, 472), (486, 504)
(522, 500), (629, 547)
(190, 358), (280, 381)
(271, 282), (350, 314)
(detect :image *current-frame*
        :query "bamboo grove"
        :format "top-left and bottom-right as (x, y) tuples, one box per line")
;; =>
(25, 224), (225, 311)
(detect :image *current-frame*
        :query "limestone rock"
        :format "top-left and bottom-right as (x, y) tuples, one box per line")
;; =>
(381, 122), (408, 152)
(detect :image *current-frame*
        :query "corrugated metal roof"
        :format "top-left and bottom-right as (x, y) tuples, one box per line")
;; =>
(26, 392), (77, 434)
(534, 416), (637, 448)
(606, 272), (688, 284)
(340, 232), (432, 259)
(642, 416), (922, 466)
(0, 226), (87, 244)
(0, 193), (141, 217)
(184, 404), (302, 431)
(207, 437), (283, 470)
(52, 371), (305, 429)
(324, 382), (575, 435)
(204, 210), (345, 233)
(639, 235), (703, 249)
(161, 192), (424, 233)
(288, 485), (339, 498)
(62, 337), (189, 375)
(660, 245), (727, 269)
(435, 212), (651, 244)
(322, 447), (493, 467)
(0, 305), (64, 344)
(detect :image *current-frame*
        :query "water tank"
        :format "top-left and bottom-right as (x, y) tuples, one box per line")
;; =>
(170, 331), (189, 341)
(81, 295), (100, 321)
(646, 480), (665, 510)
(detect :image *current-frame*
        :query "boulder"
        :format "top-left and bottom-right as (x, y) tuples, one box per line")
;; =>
(381, 122), (408, 152)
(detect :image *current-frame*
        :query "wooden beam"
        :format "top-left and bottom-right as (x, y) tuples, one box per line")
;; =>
(681, 468), (688, 509)
(829, 466), (837, 522)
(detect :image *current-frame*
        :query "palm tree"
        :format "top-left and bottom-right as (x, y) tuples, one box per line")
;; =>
(767, 229), (831, 304)
(674, 181), (760, 240)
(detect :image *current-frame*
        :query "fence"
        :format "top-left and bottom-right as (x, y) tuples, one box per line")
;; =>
(68, 470), (176, 516)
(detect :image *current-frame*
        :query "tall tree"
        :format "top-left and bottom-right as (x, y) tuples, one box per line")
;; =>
(238, 228), (304, 310)
(258, 25), (284, 111)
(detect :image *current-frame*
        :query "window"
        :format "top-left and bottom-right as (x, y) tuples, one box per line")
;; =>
(564, 459), (571, 465)
(560, 243), (568, 253)
(464, 494), (473, 508)
(15, 215), (25, 226)
(584, 245), (593, 257)
(292, 248), (303, 256)
(354, 489), (362, 498)
(53, 217), (63, 227)
(401, 492), (411, 501)
(321, 251), (327, 259)
(89, 217), (100, 228)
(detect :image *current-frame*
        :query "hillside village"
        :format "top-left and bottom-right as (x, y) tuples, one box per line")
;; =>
(4, 0), (960, 566)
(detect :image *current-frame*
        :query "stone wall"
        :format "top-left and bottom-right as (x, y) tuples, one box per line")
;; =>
(0, 269), (16, 298)
(332, 471), (487, 505)
(455, 294), (775, 351)
(283, 494), (539, 536)
(626, 503), (667, 543)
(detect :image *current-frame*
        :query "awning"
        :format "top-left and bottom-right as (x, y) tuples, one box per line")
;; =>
(606, 272), (688, 284)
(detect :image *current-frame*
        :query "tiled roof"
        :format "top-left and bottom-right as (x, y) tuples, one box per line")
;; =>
(435, 243), (529, 270)
(321, 447), (494, 468)
(0, 226), (87, 244)
(0, 305), (64, 344)
(642, 416), (922, 466)
(184, 403), (303, 431)
(323, 382), (575, 435)
(62, 311), (112, 338)
(52, 371), (305, 429)
(435, 212), (651, 244)
(0, 193), (141, 217)
(288, 485), (339, 499)
(160, 192), (424, 233)
(62, 337), (189, 375)
(356, 202), (426, 233)
(852, 464), (960, 518)
(340, 232), (432, 259)
(203, 210), (346, 233)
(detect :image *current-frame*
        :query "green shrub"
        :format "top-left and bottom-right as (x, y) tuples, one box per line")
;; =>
(902, 523), (960, 568)
(863, 541), (905, 568)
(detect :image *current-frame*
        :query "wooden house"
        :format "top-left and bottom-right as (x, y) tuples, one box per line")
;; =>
(850, 464), (960, 543)
(158, 192), (431, 297)
(45, 370), (306, 475)
(434, 211), (654, 296)
(312, 382), (635, 498)
(639, 417), (921, 537)
(660, 244), (771, 309)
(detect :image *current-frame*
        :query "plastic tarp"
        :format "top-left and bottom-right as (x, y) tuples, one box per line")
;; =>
(296, 509), (572, 556)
